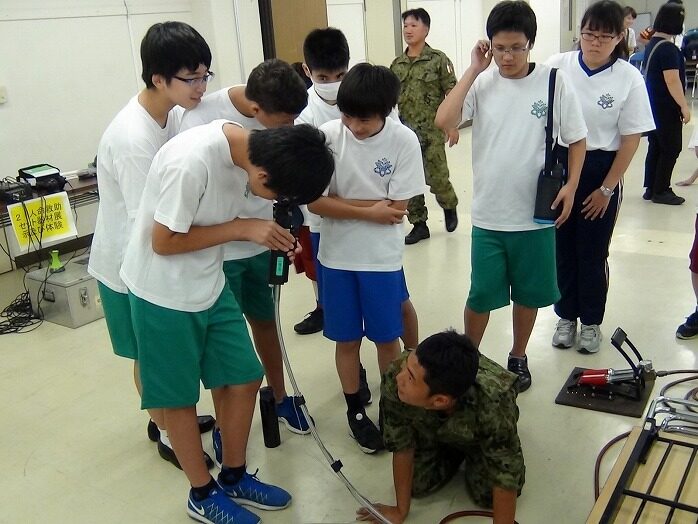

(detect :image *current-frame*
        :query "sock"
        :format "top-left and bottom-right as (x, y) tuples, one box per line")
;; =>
(344, 392), (363, 416)
(219, 464), (246, 485)
(191, 477), (217, 501)
(159, 431), (171, 448)
(508, 353), (526, 361)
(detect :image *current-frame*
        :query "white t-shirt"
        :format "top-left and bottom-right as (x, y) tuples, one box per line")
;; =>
(460, 63), (587, 232)
(88, 96), (180, 293)
(317, 117), (425, 272)
(296, 86), (342, 232)
(296, 86), (400, 232)
(120, 120), (251, 312)
(546, 52), (655, 151)
(180, 86), (271, 261)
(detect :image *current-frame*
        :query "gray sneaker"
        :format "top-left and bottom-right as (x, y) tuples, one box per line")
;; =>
(552, 319), (577, 349)
(579, 324), (602, 354)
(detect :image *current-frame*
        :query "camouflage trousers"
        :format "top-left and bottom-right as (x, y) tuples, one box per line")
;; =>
(412, 445), (496, 508)
(408, 133), (459, 224)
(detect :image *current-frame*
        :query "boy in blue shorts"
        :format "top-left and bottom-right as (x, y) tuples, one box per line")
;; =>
(87, 21), (215, 467)
(120, 123), (334, 524)
(435, 0), (587, 392)
(308, 63), (425, 454)
(179, 59), (313, 455)
(298, 29), (420, 407)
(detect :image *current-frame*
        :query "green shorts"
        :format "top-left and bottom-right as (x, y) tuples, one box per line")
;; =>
(467, 226), (560, 313)
(128, 287), (264, 409)
(223, 252), (274, 322)
(98, 282), (138, 360)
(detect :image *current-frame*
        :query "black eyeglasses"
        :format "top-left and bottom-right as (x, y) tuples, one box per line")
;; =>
(173, 71), (215, 86)
(580, 32), (617, 43)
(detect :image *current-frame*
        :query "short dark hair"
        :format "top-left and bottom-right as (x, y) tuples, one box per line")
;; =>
(303, 28), (350, 73)
(401, 8), (431, 28)
(245, 59), (308, 115)
(653, 2), (685, 35)
(140, 22), (211, 89)
(486, 1), (537, 47)
(337, 63), (399, 119)
(623, 6), (637, 18)
(415, 331), (480, 399)
(291, 61), (313, 89)
(248, 124), (334, 205)
(581, 1), (627, 61)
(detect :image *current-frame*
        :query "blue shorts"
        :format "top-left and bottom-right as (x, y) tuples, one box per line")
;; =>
(321, 268), (403, 343)
(310, 232), (322, 305)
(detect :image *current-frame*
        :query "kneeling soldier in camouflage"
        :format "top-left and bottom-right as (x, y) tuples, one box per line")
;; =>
(358, 330), (525, 524)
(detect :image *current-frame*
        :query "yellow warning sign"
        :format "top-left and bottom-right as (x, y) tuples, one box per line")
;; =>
(8, 192), (77, 250)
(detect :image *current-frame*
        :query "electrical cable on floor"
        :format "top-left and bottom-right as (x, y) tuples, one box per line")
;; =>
(439, 510), (520, 523)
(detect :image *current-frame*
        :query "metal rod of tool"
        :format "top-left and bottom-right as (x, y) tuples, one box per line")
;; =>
(272, 284), (392, 524)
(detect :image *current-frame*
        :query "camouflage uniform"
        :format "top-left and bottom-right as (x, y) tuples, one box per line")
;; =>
(380, 352), (525, 508)
(391, 45), (459, 224)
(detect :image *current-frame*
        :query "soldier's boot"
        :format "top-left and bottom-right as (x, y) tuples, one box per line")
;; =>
(444, 208), (458, 233)
(405, 222), (430, 245)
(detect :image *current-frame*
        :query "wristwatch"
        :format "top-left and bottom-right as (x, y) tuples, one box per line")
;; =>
(599, 185), (614, 197)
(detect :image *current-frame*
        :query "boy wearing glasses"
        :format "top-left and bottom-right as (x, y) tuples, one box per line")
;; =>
(179, 59), (313, 457)
(88, 21), (217, 467)
(120, 122), (334, 523)
(435, 0), (587, 392)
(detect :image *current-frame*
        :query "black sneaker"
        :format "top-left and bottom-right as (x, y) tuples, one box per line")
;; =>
(642, 188), (653, 201)
(147, 415), (216, 442)
(444, 208), (458, 232)
(157, 440), (214, 470)
(652, 189), (685, 205)
(507, 355), (532, 393)
(348, 412), (384, 454)
(677, 309), (698, 339)
(358, 364), (372, 406)
(293, 307), (323, 335)
(405, 222), (430, 245)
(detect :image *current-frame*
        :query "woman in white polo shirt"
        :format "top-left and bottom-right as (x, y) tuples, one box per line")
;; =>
(546, 0), (655, 353)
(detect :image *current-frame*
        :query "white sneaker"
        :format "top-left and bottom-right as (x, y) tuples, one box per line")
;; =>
(579, 324), (602, 354)
(552, 319), (577, 348)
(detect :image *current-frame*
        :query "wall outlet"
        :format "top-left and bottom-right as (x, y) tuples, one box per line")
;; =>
(0, 86), (7, 104)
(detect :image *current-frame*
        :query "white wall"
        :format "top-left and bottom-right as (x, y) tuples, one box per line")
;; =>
(627, 0), (698, 30)
(0, 0), (584, 181)
(0, 0), (262, 177)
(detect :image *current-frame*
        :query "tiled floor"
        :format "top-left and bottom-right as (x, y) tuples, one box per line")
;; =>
(1, 111), (698, 524)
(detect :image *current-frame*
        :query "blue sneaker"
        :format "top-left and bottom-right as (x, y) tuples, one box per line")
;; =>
(276, 396), (311, 435)
(218, 470), (292, 511)
(187, 485), (260, 524)
(212, 427), (222, 468)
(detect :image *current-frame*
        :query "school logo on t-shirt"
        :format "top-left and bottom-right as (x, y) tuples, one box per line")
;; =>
(531, 100), (547, 119)
(597, 93), (614, 110)
(374, 158), (393, 177)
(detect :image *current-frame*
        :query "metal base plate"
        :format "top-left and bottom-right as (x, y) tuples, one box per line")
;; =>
(555, 367), (655, 418)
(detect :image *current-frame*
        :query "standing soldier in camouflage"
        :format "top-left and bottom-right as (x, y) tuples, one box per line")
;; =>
(391, 8), (460, 245)
(357, 331), (524, 524)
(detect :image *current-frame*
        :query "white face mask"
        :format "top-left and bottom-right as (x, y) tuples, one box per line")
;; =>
(313, 81), (341, 103)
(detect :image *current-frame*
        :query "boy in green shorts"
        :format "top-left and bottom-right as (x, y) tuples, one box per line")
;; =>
(87, 21), (216, 466)
(435, 1), (587, 392)
(179, 59), (312, 461)
(119, 122), (334, 524)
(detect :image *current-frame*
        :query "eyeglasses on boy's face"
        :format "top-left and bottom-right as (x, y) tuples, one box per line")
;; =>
(580, 32), (617, 43)
(173, 71), (216, 86)
(490, 42), (530, 57)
